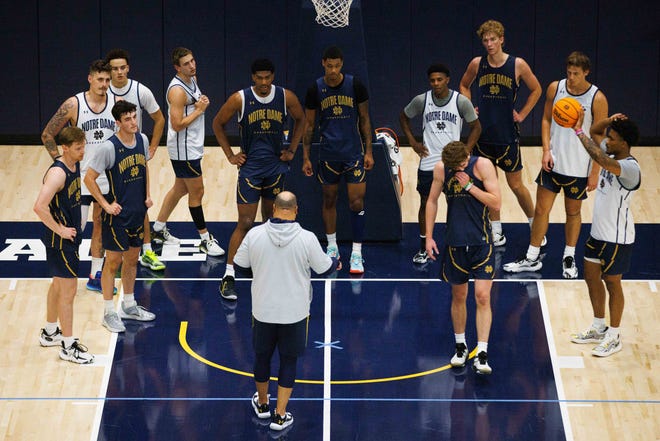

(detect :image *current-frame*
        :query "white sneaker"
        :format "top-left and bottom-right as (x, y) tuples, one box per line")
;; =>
(412, 250), (429, 264)
(119, 303), (156, 321)
(102, 312), (126, 333)
(270, 412), (294, 431)
(541, 235), (548, 247)
(493, 232), (506, 246)
(349, 252), (364, 274)
(503, 256), (542, 273)
(571, 326), (607, 344)
(450, 343), (468, 367)
(59, 340), (94, 364)
(39, 327), (63, 347)
(473, 351), (492, 375)
(592, 334), (622, 357)
(200, 234), (225, 256)
(152, 226), (180, 245)
(251, 392), (271, 419)
(562, 255), (578, 279)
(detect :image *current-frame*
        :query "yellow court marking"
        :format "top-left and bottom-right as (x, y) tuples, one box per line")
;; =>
(179, 321), (477, 385)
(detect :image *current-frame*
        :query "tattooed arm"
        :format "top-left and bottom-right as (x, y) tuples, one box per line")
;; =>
(41, 97), (77, 160)
(573, 109), (624, 176)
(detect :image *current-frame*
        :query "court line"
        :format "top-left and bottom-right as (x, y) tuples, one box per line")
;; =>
(323, 280), (332, 441)
(538, 281), (575, 441)
(9, 278), (16, 290)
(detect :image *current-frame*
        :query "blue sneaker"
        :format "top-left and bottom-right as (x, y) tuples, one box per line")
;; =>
(86, 271), (117, 295)
(349, 252), (364, 274)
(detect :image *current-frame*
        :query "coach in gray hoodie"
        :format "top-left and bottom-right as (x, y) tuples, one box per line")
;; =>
(234, 190), (339, 431)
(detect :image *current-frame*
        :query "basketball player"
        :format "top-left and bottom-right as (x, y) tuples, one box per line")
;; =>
(84, 101), (156, 333)
(503, 52), (608, 278)
(570, 111), (640, 357)
(151, 47), (224, 257)
(41, 60), (117, 293)
(212, 58), (305, 300)
(233, 191), (339, 431)
(400, 63), (481, 264)
(459, 19), (542, 246)
(302, 45), (374, 274)
(425, 141), (501, 374)
(105, 48), (166, 272)
(34, 127), (94, 364)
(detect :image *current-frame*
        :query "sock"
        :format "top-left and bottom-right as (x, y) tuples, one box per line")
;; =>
(90, 257), (104, 277)
(224, 264), (235, 278)
(352, 242), (362, 255)
(607, 326), (619, 338)
(528, 217), (534, 227)
(45, 322), (58, 334)
(526, 245), (540, 261)
(326, 233), (337, 248)
(563, 246), (576, 258)
(200, 231), (210, 241)
(104, 300), (115, 314)
(142, 242), (152, 253)
(491, 221), (502, 235)
(153, 221), (165, 232)
(123, 293), (136, 307)
(592, 317), (607, 331)
(419, 235), (426, 252)
(454, 333), (466, 345)
(477, 341), (488, 353)
(62, 336), (76, 348)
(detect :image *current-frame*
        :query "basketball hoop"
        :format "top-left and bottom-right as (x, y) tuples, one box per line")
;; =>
(310, 0), (353, 28)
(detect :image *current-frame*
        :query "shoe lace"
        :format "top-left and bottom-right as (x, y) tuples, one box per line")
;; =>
(563, 256), (575, 267)
(477, 352), (488, 364)
(455, 343), (466, 357)
(70, 341), (89, 353)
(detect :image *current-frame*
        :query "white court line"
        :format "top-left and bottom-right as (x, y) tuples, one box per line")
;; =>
(323, 280), (332, 441)
(89, 289), (123, 441)
(8, 279), (17, 290)
(537, 281), (575, 441)
(649, 281), (657, 292)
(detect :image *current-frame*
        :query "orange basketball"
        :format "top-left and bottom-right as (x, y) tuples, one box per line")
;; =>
(552, 97), (582, 128)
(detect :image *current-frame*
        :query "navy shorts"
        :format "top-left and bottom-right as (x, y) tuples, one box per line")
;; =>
(416, 169), (434, 196)
(584, 236), (634, 275)
(318, 159), (365, 185)
(237, 173), (286, 204)
(46, 247), (79, 278)
(81, 193), (113, 206)
(441, 244), (495, 285)
(252, 316), (309, 358)
(102, 223), (144, 251)
(536, 169), (589, 200)
(171, 159), (202, 178)
(474, 141), (523, 173)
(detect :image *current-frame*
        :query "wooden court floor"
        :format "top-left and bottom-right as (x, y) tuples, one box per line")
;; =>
(0, 145), (658, 440)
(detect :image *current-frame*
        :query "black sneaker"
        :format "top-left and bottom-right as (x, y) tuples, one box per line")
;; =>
(450, 342), (468, 367)
(270, 411), (293, 431)
(220, 275), (238, 300)
(251, 392), (271, 419)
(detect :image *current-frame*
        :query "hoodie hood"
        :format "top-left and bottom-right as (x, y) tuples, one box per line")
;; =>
(266, 218), (302, 247)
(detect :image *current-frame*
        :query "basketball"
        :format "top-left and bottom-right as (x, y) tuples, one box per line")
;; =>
(552, 97), (582, 128)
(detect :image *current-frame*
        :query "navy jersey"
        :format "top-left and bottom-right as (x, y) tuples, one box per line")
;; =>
(238, 86), (288, 178)
(443, 156), (492, 246)
(476, 56), (519, 144)
(315, 74), (364, 161)
(104, 134), (147, 228)
(42, 161), (82, 250)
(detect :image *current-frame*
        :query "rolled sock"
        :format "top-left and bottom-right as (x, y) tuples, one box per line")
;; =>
(326, 233), (337, 248)
(563, 246), (576, 258)
(454, 333), (466, 345)
(477, 341), (488, 353)
(153, 221), (166, 232)
(526, 245), (540, 261)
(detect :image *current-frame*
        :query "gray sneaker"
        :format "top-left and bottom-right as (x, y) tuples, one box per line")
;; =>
(103, 312), (126, 333)
(119, 303), (156, 321)
(571, 326), (607, 344)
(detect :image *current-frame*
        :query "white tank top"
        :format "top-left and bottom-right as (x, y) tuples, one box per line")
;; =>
(109, 79), (160, 132)
(166, 76), (204, 160)
(550, 79), (598, 177)
(76, 91), (116, 195)
(420, 90), (463, 171)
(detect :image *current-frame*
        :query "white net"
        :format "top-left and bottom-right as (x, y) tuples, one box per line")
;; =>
(310, 0), (354, 28)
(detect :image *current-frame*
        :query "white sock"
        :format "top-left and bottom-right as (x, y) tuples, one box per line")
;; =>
(607, 326), (620, 339)
(45, 322), (58, 334)
(477, 341), (488, 353)
(142, 242), (152, 253)
(200, 231), (210, 241)
(528, 217), (534, 227)
(104, 300), (115, 314)
(592, 317), (607, 331)
(454, 333), (466, 345)
(491, 221), (502, 235)
(224, 264), (235, 278)
(563, 246), (576, 258)
(123, 293), (136, 307)
(352, 242), (362, 254)
(327, 233), (337, 248)
(90, 257), (104, 277)
(526, 245), (540, 260)
(153, 221), (166, 232)
(62, 336), (76, 348)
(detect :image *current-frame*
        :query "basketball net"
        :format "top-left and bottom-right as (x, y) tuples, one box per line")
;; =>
(310, 0), (353, 28)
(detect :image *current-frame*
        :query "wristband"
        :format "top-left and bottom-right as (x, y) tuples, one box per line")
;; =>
(574, 128), (584, 136)
(463, 181), (473, 192)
